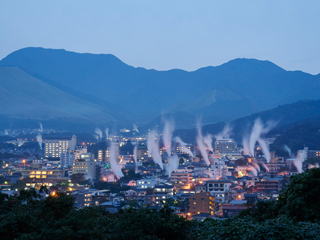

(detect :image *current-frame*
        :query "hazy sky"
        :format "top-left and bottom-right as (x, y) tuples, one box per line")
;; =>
(1, 1), (319, 74)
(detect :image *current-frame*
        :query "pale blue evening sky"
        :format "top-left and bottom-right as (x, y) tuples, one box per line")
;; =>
(0, 0), (319, 74)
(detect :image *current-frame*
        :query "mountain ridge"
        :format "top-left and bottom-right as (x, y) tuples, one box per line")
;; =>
(1, 47), (320, 125)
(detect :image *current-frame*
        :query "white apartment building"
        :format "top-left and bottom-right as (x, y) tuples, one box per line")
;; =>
(206, 180), (230, 203)
(44, 135), (77, 158)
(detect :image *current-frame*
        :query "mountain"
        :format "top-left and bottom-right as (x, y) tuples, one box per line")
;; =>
(173, 100), (320, 146)
(1, 47), (320, 125)
(0, 67), (128, 124)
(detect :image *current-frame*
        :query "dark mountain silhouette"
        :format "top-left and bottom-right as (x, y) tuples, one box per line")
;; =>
(1, 47), (320, 125)
(0, 66), (129, 123)
(173, 100), (320, 148)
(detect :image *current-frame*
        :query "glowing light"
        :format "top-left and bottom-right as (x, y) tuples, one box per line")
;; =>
(51, 191), (57, 197)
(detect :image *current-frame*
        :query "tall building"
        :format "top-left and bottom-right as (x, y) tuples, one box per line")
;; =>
(72, 158), (102, 181)
(214, 139), (239, 155)
(60, 151), (75, 168)
(44, 135), (77, 158)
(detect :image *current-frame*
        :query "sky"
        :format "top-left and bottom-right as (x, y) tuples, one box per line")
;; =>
(0, 1), (319, 74)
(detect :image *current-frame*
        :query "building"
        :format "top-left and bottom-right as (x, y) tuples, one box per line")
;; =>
(154, 184), (174, 196)
(188, 192), (215, 216)
(170, 167), (193, 185)
(255, 179), (282, 192)
(72, 159), (102, 181)
(214, 139), (239, 155)
(60, 151), (75, 168)
(137, 145), (148, 161)
(297, 147), (308, 162)
(73, 146), (88, 160)
(44, 135), (77, 158)
(136, 178), (158, 189)
(22, 168), (67, 188)
(205, 180), (230, 203)
(97, 144), (119, 161)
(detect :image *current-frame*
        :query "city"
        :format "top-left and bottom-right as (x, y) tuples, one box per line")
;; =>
(0, 119), (317, 220)
(1, 1), (320, 239)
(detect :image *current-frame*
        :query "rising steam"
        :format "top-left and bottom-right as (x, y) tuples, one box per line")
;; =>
(147, 131), (163, 169)
(133, 144), (138, 173)
(283, 145), (292, 157)
(174, 137), (193, 157)
(162, 119), (174, 156)
(109, 142), (124, 179)
(196, 120), (210, 165)
(166, 154), (179, 177)
(203, 134), (213, 152)
(105, 128), (109, 140)
(133, 124), (139, 133)
(214, 124), (232, 140)
(242, 118), (276, 163)
(36, 133), (42, 150)
(94, 128), (103, 142)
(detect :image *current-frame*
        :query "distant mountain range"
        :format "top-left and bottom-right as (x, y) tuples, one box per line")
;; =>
(173, 99), (320, 154)
(0, 47), (320, 129)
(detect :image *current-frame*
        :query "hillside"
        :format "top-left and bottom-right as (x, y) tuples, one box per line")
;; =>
(1, 47), (320, 124)
(173, 100), (320, 152)
(0, 67), (127, 123)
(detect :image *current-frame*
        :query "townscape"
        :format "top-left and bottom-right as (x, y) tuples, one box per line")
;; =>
(1, 118), (316, 221)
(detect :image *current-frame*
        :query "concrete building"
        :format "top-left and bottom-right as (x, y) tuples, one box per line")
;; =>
(170, 168), (193, 185)
(255, 179), (282, 192)
(72, 159), (103, 181)
(214, 139), (239, 155)
(44, 135), (77, 158)
(297, 147), (308, 162)
(97, 144), (119, 161)
(60, 151), (75, 168)
(188, 192), (215, 216)
(206, 180), (230, 203)
(22, 168), (67, 187)
(137, 145), (148, 161)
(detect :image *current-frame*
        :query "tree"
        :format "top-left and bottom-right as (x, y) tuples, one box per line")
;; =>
(275, 167), (320, 222)
(70, 173), (85, 184)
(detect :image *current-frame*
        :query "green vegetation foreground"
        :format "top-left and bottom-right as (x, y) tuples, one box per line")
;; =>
(1, 168), (320, 239)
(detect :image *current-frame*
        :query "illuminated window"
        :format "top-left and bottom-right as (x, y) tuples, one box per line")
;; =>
(30, 175), (35, 178)
(36, 171), (41, 174)
(36, 175), (40, 178)
(42, 171), (46, 174)
(42, 175), (47, 178)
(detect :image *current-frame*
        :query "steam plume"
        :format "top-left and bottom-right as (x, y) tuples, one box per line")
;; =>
(196, 120), (210, 165)
(248, 118), (276, 162)
(203, 134), (213, 152)
(36, 133), (42, 150)
(109, 142), (124, 179)
(242, 136), (250, 155)
(39, 122), (43, 133)
(147, 131), (163, 169)
(94, 128), (103, 142)
(283, 145), (292, 157)
(162, 119), (174, 156)
(4, 129), (8, 135)
(174, 137), (193, 157)
(133, 144), (138, 173)
(166, 154), (179, 177)
(133, 124), (139, 133)
(214, 124), (232, 140)
(105, 128), (109, 140)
